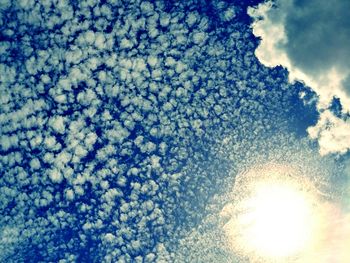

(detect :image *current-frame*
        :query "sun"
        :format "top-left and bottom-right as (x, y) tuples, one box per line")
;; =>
(222, 163), (324, 262)
(239, 181), (315, 258)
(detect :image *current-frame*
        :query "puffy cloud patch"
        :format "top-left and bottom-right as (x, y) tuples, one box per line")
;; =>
(308, 110), (350, 155)
(248, 0), (350, 155)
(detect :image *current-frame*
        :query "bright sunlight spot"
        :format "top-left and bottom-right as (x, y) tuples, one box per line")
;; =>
(222, 163), (325, 262)
(240, 181), (315, 258)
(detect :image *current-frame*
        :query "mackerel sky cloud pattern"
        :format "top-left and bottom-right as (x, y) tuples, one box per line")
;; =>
(0, 0), (350, 262)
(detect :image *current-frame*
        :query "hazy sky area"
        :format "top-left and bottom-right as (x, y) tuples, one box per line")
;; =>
(0, 0), (349, 262)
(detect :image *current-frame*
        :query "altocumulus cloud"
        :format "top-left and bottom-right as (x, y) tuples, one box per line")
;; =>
(0, 0), (330, 262)
(248, 0), (350, 155)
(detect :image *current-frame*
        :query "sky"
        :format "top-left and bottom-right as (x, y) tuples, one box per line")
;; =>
(0, 0), (349, 262)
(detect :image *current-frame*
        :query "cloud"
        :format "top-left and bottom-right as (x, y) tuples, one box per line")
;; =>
(0, 0), (332, 261)
(173, 134), (345, 262)
(308, 110), (350, 155)
(248, 0), (350, 155)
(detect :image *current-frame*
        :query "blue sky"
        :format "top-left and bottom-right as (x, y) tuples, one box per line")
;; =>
(0, 0), (349, 262)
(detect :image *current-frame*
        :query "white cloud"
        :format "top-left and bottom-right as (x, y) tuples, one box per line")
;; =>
(308, 110), (350, 155)
(49, 115), (66, 134)
(248, 0), (350, 155)
(48, 168), (63, 184)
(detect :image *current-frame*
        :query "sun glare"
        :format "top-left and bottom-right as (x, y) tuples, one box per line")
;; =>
(240, 181), (315, 258)
(222, 163), (325, 262)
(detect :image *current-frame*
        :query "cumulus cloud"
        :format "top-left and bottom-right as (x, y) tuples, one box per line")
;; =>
(248, 0), (350, 155)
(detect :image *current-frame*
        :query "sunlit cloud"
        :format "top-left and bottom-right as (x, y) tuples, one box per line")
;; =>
(248, 0), (350, 155)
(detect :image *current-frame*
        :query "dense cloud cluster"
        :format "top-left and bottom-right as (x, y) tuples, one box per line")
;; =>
(248, 0), (350, 155)
(0, 0), (327, 262)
